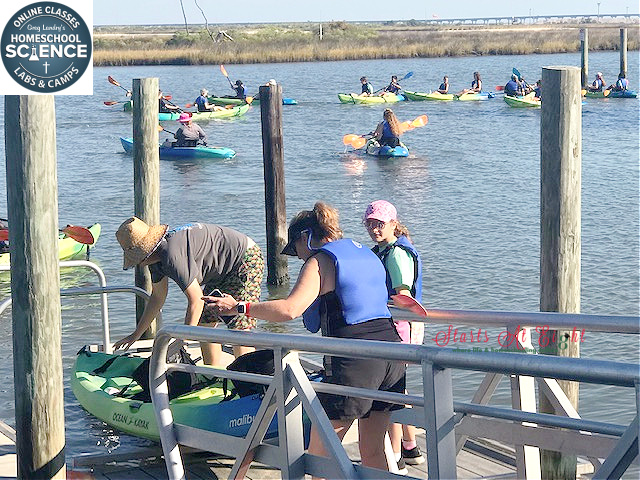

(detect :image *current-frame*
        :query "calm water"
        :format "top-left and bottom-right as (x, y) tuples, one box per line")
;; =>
(0, 51), (638, 468)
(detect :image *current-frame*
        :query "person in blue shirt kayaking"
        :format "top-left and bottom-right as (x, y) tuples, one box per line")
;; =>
(533, 79), (542, 99)
(609, 72), (629, 92)
(437, 76), (449, 94)
(504, 74), (523, 97)
(588, 72), (606, 92)
(194, 88), (220, 112)
(360, 76), (374, 95)
(373, 108), (403, 148)
(384, 75), (402, 94)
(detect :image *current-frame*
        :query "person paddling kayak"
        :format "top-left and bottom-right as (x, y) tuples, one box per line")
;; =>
(194, 88), (223, 112)
(504, 74), (523, 97)
(174, 113), (207, 147)
(457, 71), (482, 96)
(361, 76), (374, 95)
(373, 108), (403, 147)
(384, 75), (402, 94)
(437, 76), (449, 94)
(588, 72), (606, 92)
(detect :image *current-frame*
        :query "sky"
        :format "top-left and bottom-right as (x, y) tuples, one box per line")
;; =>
(94, 0), (639, 26)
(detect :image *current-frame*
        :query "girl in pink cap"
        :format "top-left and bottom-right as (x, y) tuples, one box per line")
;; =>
(363, 199), (425, 470)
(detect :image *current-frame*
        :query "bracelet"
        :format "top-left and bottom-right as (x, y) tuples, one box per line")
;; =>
(245, 302), (251, 317)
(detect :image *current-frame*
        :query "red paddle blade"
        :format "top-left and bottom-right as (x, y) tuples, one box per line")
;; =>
(62, 225), (95, 245)
(107, 75), (121, 87)
(391, 294), (428, 317)
(104, 100), (119, 106)
(495, 85), (505, 91)
(0, 230), (7, 242)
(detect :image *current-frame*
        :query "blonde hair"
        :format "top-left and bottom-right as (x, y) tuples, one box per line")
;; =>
(393, 221), (412, 243)
(383, 108), (402, 137)
(289, 202), (343, 243)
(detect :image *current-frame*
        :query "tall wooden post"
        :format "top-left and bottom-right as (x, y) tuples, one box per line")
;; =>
(5, 95), (66, 479)
(260, 82), (289, 285)
(132, 78), (160, 336)
(619, 28), (627, 77)
(580, 29), (588, 88)
(539, 66), (582, 480)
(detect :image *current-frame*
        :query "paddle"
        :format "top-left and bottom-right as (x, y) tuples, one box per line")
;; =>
(372, 71), (414, 95)
(390, 294), (428, 317)
(495, 85), (504, 91)
(158, 125), (176, 135)
(104, 100), (123, 106)
(108, 75), (130, 94)
(0, 225), (94, 244)
(581, 88), (610, 97)
(220, 64), (236, 92)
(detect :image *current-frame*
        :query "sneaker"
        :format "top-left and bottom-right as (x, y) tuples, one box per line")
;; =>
(402, 445), (425, 465)
(396, 457), (409, 475)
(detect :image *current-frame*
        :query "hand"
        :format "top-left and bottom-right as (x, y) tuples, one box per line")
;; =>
(113, 332), (141, 351)
(201, 292), (238, 315)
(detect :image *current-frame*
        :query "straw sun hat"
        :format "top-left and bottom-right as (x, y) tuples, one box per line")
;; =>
(116, 217), (168, 270)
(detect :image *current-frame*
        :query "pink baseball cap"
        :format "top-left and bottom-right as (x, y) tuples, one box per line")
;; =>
(364, 200), (397, 223)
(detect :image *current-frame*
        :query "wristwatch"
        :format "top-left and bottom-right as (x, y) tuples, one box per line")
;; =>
(236, 302), (247, 314)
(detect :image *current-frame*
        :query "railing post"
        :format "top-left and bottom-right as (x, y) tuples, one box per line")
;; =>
(132, 77), (160, 337)
(619, 28), (627, 77)
(423, 361), (457, 479)
(260, 82), (289, 286)
(580, 29), (588, 88)
(5, 95), (66, 478)
(539, 66), (582, 479)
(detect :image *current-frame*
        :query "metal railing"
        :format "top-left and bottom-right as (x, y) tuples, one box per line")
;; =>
(149, 322), (639, 480)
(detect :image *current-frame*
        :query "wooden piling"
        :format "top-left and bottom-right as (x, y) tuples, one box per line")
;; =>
(132, 78), (161, 336)
(259, 82), (289, 285)
(620, 28), (627, 77)
(580, 29), (588, 88)
(5, 95), (66, 479)
(539, 66), (582, 480)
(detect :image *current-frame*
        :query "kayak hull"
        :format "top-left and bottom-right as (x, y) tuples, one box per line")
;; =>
(455, 92), (494, 101)
(208, 96), (297, 106)
(365, 139), (409, 157)
(585, 90), (638, 99)
(159, 104), (250, 122)
(338, 93), (405, 104)
(71, 349), (279, 442)
(120, 137), (236, 159)
(404, 90), (454, 101)
(504, 95), (541, 108)
(0, 223), (101, 266)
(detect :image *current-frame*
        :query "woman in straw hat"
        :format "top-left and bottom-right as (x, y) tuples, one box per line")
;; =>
(114, 217), (263, 366)
(203, 202), (405, 473)
(174, 113), (207, 147)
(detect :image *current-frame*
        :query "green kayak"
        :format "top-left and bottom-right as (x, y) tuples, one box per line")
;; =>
(504, 95), (541, 108)
(338, 93), (405, 104)
(404, 91), (454, 101)
(158, 104), (250, 122)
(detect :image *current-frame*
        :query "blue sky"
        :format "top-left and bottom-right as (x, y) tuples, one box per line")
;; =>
(94, 0), (639, 26)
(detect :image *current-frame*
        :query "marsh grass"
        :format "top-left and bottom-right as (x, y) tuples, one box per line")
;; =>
(93, 22), (639, 66)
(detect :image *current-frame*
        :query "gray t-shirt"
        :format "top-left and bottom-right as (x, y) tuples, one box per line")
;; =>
(149, 223), (248, 291)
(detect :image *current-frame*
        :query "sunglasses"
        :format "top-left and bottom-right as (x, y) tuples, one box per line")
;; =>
(364, 219), (387, 231)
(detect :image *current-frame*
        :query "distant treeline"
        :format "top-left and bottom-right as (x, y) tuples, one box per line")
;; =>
(93, 22), (638, 66)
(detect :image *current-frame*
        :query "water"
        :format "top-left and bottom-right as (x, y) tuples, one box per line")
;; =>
(0, 51), (638, 469)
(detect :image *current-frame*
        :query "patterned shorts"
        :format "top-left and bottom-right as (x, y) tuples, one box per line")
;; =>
(200, 243), (264, 330)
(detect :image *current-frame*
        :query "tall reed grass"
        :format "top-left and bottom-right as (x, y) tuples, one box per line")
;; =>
(93, 23), (639, 66)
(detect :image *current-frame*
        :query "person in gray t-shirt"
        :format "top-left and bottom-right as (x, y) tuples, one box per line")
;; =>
(114, 217), (264, 366)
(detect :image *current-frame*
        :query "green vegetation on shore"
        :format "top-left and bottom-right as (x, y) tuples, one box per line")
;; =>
(93, 22), (639, 66)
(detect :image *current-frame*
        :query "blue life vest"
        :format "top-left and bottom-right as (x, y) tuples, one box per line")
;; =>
(302, 239), (391, 333)
(195, 95), (208, 111)
(382, 121), (398, 140)
(617, 78), (628, 90)
(373, 235), (423, 300)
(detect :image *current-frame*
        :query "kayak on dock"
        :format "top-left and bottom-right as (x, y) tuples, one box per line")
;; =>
(584, 89), (638, 99)
(403, 91), (454, 101)
(365, 139), (409, 157)
(71, 348), (279, 442)
(0, 223), (101, 266)
(158, 104), (250, 122)
(338, 93), (405, 104)
(504, 94), (541, 108)
(455, 92), (495, 101)
(120, 137), (236, 159)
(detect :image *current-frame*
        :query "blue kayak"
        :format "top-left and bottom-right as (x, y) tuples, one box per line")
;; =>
(120, 137), (236, 159)
(365, 139), (409, 157)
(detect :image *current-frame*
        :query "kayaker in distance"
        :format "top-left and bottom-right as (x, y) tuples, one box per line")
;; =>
(437, 75), (449, 94)
(534, 79), (542, 99)
(194, 88), (223, 112)
(363, 200), (425, 472)
(360, 76), (374, 95)
(114, 217), (264, 366)
(230, 80), (246, 99)
(174, 113), (207, 147)
(158, 89), (180, 114)
(202, 201), (406, 474)
(609, 72), (629, 92)
(504, 74), (523, 97)
(384, 75), (402, 94)
(373, 108), (403, 148)
(588, 72), (606, 92)
(457, 71), (482, 96)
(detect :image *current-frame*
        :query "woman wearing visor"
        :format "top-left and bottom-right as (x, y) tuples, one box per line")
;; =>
(203, 201), (405, 474)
